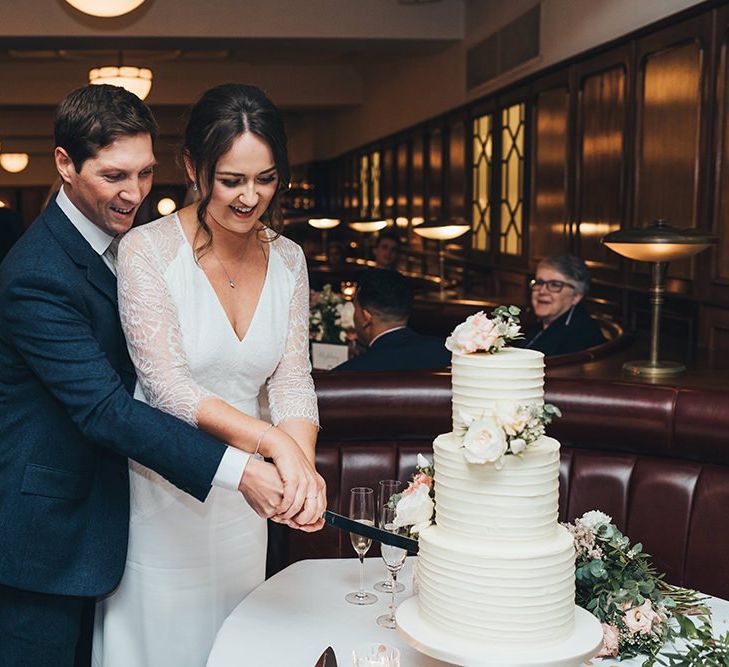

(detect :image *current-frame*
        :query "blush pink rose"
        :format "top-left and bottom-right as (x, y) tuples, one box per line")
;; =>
(623, 600), (659, 635)
(595, 623), (620, 658)
(445, 312), (502, 354)
(410, 472), (433, 491)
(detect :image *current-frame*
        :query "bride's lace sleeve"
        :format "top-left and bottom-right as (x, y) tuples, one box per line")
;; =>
(117, 223), (214, 426)
(266, 241), (319, 427)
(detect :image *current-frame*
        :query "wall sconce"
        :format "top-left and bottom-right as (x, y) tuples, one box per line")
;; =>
(308, 217), (341, 260)
(602, 219), (717, 377)
(64, 0), (146, 17)
(413, 217), (470, 300)
(156, 197), (177, 216)
(0, 153), (29, 173)
(90, 66), (153, 100)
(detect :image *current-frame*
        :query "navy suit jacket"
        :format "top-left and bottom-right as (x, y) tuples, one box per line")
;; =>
(334, 327), (451, 372)
(0, 200), (226, 598)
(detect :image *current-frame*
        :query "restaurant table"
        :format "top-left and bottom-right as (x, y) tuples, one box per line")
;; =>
(206, 558), (729, 667)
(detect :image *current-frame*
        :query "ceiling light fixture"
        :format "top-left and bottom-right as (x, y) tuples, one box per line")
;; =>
(89, 65), (153, 100)
(0, 153), (30, 173)
(64, 0), (146, 18)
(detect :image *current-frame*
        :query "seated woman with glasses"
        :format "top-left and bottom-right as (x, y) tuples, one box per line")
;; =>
(521, 254), (606, 356)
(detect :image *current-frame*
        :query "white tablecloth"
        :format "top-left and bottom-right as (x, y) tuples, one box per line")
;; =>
(207, 558), (729, 667)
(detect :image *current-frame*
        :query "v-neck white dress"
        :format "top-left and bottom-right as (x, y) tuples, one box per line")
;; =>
(91, 214), (318, 667)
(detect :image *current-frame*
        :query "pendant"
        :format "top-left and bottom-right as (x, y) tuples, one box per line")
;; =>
(229, 280), (236, 288)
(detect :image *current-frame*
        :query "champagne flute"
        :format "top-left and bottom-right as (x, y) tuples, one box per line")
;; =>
(376, 506), (408, 629)
(345, 487), (378, 605)
(374, 480), (405, 594)
(352, 643), (400, 666)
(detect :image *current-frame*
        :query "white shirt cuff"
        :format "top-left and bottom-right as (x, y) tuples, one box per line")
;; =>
(212, 447), (251, 492)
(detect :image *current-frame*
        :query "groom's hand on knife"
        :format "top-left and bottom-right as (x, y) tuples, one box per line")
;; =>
(238, 458), (285, 518)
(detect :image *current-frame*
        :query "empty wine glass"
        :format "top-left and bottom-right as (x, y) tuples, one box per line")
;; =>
(352, 643), (400, 666)
(345, 487), (377, 605)
(374, 480), (405, 594)
(376, 506), (408, 629)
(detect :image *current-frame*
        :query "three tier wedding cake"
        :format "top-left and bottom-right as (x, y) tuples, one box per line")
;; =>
(393, 307), (593, 662)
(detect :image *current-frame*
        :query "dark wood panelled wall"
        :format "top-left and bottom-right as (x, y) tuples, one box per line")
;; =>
(315, 0), (729, 365)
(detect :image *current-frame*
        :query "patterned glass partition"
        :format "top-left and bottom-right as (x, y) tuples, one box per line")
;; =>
(472, 113), (492, 251)
(500, 102), (525, 255)
(371, 151), (381, 218)
(359, 154), (369, 217)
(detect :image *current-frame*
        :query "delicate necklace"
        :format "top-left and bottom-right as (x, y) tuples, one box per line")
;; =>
(211, 248), (238, 288)
(209, 233), (266, 289)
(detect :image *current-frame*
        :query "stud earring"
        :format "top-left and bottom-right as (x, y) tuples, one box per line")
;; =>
(192, 183), (198, 192)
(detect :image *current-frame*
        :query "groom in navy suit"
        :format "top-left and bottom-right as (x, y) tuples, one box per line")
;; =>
(0, 85), (286, 667)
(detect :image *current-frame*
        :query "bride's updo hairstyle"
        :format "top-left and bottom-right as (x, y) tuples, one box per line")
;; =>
(182, 83), (290, 259)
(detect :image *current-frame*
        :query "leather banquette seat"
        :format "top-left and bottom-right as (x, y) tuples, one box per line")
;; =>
(272, 372), (729, 600)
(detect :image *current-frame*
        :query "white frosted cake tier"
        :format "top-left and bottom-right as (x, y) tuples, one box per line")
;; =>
(451, 347), (544, 419)
(417, 523), (576, 645)
(433, 434), (560, 541)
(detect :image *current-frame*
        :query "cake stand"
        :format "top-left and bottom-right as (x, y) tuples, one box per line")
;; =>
(397, 598), (604, 667)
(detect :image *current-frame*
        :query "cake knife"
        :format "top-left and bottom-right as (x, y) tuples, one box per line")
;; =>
(323, 510), (419, 554)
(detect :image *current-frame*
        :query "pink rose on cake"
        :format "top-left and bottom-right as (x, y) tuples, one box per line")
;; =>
(445, 312), (501, 354)
(462, 417), (508, 467)
(445, 305), (523, 355)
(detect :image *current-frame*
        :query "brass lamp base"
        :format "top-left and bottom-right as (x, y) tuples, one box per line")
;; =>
(622, 360), (686, 377)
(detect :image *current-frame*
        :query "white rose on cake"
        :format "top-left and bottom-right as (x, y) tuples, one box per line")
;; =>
(462, 417), (508, 467)
(393, 484), (434, 535)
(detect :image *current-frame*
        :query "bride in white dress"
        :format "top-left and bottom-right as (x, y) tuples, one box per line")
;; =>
(92, 84), (325, 667)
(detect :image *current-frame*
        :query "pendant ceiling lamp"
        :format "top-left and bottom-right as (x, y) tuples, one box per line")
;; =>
(0, 153), (30, 173)
(64, 0), (146, 17)
(89, 65), (153, 100)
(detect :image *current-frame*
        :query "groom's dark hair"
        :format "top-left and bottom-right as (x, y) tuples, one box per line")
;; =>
(54, 84), (158, 172)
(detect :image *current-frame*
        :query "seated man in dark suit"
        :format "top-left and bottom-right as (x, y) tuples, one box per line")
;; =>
(334, 268), (451, 372)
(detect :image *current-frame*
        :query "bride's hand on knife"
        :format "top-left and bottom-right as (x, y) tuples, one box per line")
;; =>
(259, 428), (326, 521)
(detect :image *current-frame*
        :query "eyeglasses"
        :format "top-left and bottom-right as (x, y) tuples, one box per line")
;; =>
(529, 278), (575, 293)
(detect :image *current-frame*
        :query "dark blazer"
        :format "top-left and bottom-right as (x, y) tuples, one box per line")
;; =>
(521, 302), (606, 356)
(334, 327), (451, 372)
(0, 200), (226, 598)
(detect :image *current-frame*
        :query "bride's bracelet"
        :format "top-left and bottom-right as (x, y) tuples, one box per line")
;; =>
(254, 423), (274, 459)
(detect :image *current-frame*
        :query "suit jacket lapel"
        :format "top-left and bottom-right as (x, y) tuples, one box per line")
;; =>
(42, 200), (118, 306)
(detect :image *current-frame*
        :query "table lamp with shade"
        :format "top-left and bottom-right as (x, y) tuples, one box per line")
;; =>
(602, 219), (717, 377)
(413, 218), (470, 300)
(308, 217), (341, 261)
(347, 218), (389, 233)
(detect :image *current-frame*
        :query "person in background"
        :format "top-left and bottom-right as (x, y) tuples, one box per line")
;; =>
(522, 254), (606, 356)
(334, 268), (451, 372)
(372, 229), (401, 270)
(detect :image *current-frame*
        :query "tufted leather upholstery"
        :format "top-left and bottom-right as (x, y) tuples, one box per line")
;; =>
(271, 371), (729, 599)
